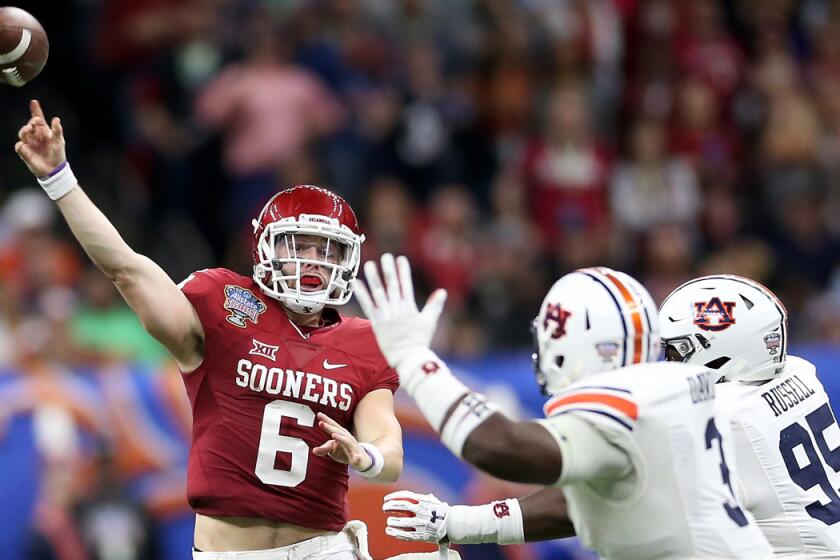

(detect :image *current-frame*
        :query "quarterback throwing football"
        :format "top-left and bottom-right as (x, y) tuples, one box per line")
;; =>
(15, 100), (403, 560)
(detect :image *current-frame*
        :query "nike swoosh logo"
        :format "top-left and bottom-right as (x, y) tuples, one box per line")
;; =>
(323, 359), (347, 370)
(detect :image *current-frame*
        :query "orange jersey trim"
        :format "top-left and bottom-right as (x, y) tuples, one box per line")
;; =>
(545, 392), (639, 420)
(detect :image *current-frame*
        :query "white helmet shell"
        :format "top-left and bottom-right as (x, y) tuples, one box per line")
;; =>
(659, 275), (788, 383)
(532, 267), (661, 395)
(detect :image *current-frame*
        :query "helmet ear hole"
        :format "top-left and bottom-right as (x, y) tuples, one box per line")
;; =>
(705, 357), (731, 370)
(555, 356), (565, 368)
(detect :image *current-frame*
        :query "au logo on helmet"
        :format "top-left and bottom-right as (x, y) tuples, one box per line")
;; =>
(543, 303), (572, 339)
(693, 297), (736, 331)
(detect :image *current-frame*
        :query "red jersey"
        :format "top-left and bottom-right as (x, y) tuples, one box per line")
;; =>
(179, 268), (398, 531)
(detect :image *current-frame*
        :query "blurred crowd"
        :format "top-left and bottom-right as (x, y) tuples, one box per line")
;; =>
(2, 0), (840, 371)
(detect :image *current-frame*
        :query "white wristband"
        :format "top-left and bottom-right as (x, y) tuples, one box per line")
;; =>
(356, 443), (385, 479)
(37, 161), (78, 200)
(447, 499), (524, 545)
(440, 392), (499, 457)
(398, 349), (470, 432)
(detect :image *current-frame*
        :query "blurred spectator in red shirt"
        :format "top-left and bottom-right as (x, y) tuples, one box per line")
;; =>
(676, 0), (745, 102)
(410, 184), (480, 312)
(670, 77), (739, 180)
(521, 84), (612, 252)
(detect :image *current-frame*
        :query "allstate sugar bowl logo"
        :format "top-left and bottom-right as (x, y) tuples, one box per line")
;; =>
(223, 285), (267, 328)
(764, 332), (781, 355)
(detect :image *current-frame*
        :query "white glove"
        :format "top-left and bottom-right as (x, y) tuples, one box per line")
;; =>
(383, 491), (450, 544)
(353, 254), (447, 371)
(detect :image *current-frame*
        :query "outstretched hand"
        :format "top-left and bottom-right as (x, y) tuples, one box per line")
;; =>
(352, 254), (447, 370)
(15, 99), (66, 177)
(383, 490), (450, 543)
(312, 412), (372, 472)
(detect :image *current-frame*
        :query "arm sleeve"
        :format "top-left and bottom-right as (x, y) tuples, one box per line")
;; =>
(536, 415), (632, 485)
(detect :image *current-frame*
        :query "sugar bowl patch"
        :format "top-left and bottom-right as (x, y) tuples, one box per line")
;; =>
(764, 332), (781, 355)
(224, 285), (267, 328)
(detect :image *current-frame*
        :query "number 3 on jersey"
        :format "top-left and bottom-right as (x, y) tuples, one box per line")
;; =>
(779, 403), (840, 525)
(255, 400), (315, 487)
(706, 418), (750, 527)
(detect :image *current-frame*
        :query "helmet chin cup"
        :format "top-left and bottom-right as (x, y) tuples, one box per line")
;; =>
(278, 294), (327, 315)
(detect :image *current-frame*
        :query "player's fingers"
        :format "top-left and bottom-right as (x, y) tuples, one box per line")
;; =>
(18, 125), (28, 141)
(331, 431), (359, 451)
(318, 420), (338, 435)
(353, 279), (379, 321)
(384, 490), (422, 502)
(317, 415), (349, 437)
(386, 517), (423, 531)
(396, 255), (415, 306)
(385, 527), (419, 540)
(51, 117), (63, 143)
(352, 278), (377, 319)
(33, 121), (51, 143)
(383, 500), (419, 514)
(381, 253), (401, 306)
(318, 420), (350, 440)
(14, 143), (36, 163)
(30, 99), (45, 121)
(316, 411), (341, 428)
(421, 289), (448, 326)
(364, 260), (390, 314)
(312, 440), (338, 456)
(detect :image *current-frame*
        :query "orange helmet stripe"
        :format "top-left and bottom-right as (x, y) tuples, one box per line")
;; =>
(601, 269), (646, 364)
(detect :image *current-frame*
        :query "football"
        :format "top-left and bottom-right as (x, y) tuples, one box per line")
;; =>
(0, 6), (48, 87)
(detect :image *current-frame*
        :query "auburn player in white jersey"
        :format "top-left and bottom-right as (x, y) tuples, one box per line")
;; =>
(659, 275), (840, 557)
(354, 256), (772, 560)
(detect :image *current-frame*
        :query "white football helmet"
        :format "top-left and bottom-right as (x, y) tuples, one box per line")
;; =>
(659, 275), (787, 383)
(532, 267), (661, 395)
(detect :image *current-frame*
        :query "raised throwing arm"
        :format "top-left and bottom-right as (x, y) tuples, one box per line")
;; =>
(15, 100), (203, 371)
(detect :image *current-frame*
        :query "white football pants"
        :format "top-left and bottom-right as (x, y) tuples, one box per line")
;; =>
(192, 521), (371, 560)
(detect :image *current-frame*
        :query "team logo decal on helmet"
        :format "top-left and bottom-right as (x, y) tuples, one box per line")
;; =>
(764, 332), (781, 355)
(224, 285), (267, 328)
(543, 303), (572, 339)
(596, 342), (620, 362)
(693, 297), (736, 331)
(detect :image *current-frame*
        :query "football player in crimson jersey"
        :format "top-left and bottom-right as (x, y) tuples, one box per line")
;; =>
(15, 100), (403, 559)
